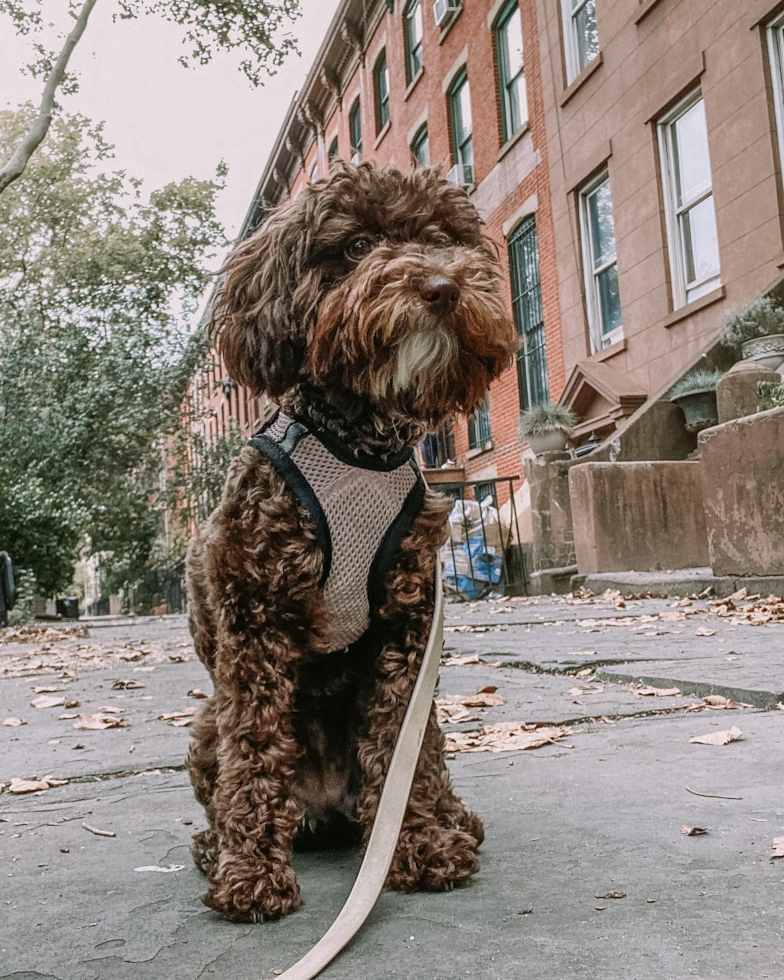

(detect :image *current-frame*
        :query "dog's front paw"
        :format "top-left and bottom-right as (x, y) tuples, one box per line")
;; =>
(204, 858), (302, 922)
(386, 827), (480, 893)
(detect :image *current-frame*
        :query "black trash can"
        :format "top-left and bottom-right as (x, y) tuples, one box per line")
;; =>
(56, 596), (80, 620)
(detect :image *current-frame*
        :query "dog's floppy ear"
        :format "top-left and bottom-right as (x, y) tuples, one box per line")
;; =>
(208, 193), (318, 398)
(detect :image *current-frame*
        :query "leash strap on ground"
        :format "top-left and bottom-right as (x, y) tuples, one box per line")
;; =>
(272, 559), (445, 980)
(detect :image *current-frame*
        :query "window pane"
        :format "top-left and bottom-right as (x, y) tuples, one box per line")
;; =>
(413, 129), (429, 166)
(411, 2), (422, 45)
(587, 181), (616, 268)
(597, 264), (621, 337)
(672, 98), (711, 207)
(458, 82), (472, 139)
(504, 8), (524, 79)
(682, 196), (719, 286)
(575, 0), (599, 72)
(508, 74), (527, 132)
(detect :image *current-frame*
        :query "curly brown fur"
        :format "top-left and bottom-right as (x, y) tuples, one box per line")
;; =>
(187, 162), (513, 922)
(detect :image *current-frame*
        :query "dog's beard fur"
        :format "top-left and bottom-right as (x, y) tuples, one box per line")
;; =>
(306, 246), (516, 424)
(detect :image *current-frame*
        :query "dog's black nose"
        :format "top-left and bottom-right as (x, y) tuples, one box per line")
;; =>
(419, 275), (460, 311)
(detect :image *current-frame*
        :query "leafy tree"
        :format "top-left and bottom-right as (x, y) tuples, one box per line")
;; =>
(0, 0), (300, 192)
(0, 105), (226, 595)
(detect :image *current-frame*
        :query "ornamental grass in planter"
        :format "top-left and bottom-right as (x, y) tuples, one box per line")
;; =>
(720, 296), (784, 370)
(669, 368), (723, 433)
(518, 403), (577, 455)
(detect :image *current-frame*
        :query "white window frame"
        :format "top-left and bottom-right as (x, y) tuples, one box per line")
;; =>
(767, 13), (784, 173)
(657, 89), (721, 309)
(579, 171), (622, 352)
(561, 0), (598, 84)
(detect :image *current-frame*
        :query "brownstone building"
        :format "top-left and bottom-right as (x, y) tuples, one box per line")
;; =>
(203, 0), (565, 498)
(535, 0), (784, 441)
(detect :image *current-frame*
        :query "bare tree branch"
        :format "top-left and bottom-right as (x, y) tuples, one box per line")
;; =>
(0, 0), (99, 195)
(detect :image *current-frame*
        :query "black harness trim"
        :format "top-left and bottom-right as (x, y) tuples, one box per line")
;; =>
(248, 421), (333, 587)
(366, 460), (427, 615)
(294, 416), (415, 472)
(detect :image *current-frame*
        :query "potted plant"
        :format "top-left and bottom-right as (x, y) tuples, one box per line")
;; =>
(669, 368), (723, 433)
(518, 403), (577, 455)
(720, 296), (784, 370)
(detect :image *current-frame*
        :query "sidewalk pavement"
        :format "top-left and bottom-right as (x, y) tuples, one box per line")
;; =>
(1, 590), (783, 980)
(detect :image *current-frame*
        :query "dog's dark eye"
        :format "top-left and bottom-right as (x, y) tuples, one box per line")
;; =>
(346, 237), (374, 260)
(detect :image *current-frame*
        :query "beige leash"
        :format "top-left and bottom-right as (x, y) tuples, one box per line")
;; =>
(275, 560), (445, 980)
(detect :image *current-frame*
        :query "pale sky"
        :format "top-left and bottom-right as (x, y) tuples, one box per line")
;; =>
(0, 0), (341, 242)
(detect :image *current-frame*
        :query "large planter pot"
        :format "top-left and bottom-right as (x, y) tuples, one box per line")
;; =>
(741, 333), (784, 370)
(527, 429), (568, 455)
(671, 386), (719, 434)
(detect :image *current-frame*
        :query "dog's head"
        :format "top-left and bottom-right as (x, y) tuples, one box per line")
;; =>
(210, 162), (517, 425)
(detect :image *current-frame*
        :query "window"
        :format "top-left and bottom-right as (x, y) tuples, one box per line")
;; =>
(508, 216), (549, 410)
(374, 51), (390, 132)
(420, 420), (455, 468)
(405, 0), (424, 83)
(579, 173), (622, 350)
(309, 160), (318, 183)
(349, 98), (362, 163)
(448, 70), (473, 182)
(495, 1), (527, 142)
(328, 136), (339, 161)
(411, 124), (430, 167)
(468, 395), (491, 449)
(561, 0), (599, 83)
(658, 91), (720, 307)
(767, 14), (784, 173)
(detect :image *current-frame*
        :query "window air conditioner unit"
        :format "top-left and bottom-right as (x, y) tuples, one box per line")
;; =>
(433, 0), (460, 27)
(447, 163), (474, 187)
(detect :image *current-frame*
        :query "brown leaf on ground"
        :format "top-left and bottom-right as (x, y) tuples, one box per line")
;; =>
(0, 625), (89, 645)
(695, 627), (717, 637)
(33, 686), (67, 694)
(444, 721), (572, 754)
(436, 703), (481, 725)
(73, 712), (127, 730)
(689, 726), (743, 746)
(30, 694), (66, 709)
(442, 690), (504, 708)
(681, 825), (708, 836)
(159, 708), (197, 727)
(441, 654), (481, 667)
(595, 891), (627, 899)
(112, 679), (145, 690)
(3, 717), (26, 727)
(634, 685), (682, 698)
(58, 712), (80, 720)
(6, 774), (68, 794)
(702, 694), (752, 710)
(188, 689), (208, 699)
(771, 837), (784, 860)
(96, 706), (124, 714)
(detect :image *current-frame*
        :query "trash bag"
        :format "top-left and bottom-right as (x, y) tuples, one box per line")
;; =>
(441, 496), (510, 600)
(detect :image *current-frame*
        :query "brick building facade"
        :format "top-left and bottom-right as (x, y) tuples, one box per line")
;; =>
(200, 0), (565, 498)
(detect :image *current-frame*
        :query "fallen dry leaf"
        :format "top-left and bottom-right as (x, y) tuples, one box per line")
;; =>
(7, 774), (68, 794)
(30, 694), (66, 709)
(58, 712), (80, 720)
(73, 712), (127, 731)
(112, 679), (145, 690)
(595, 891), (626, 899)
(441, 654), (481, 667)
(159, 708), (197, 727)
(134, 864), (185, 873)
(634, 685), (682, 698)
(695, 627), (717, 637)
(702, 694), (751, 710)
(188, 689), (208, 699)
(771, 837), (784, 860)
(3, 717), (26, 727)
(444, 721), (572, 754)
(681, 825), (708, 836)
(96, 706), (124, 714)
(689, 726), (743, 746)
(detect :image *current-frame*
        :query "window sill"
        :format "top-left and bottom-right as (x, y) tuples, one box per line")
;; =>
(373, 120), (391, 150)
(497, 123), (530, 162)
(403, 67), (424, 102)
(588, 337), (627, 362)
(559, 52), (604, 108)
(465, 439), (494, 459)
(634, 0), (666, 25)
(662, 285), (725, 328)
(438, 6), (464, 45)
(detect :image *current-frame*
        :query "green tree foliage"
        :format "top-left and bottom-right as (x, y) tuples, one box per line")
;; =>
(0, 106), (226, 595)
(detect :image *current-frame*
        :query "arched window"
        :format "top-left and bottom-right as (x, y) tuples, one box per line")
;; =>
(411, 124), (429, 167)
(349, 98), (362, 162)
(374, 50), (390, 132)
(404, 0), (424, 83)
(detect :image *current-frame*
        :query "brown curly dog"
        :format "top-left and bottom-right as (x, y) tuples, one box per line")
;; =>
(185, 161), (516, 923)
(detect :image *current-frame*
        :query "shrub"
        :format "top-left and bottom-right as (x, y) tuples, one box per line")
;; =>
(670, 369), (724, 400)
(518, 403), (577, 438)
(756, 381), (784, 412)
(720, 296), (784, 349)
